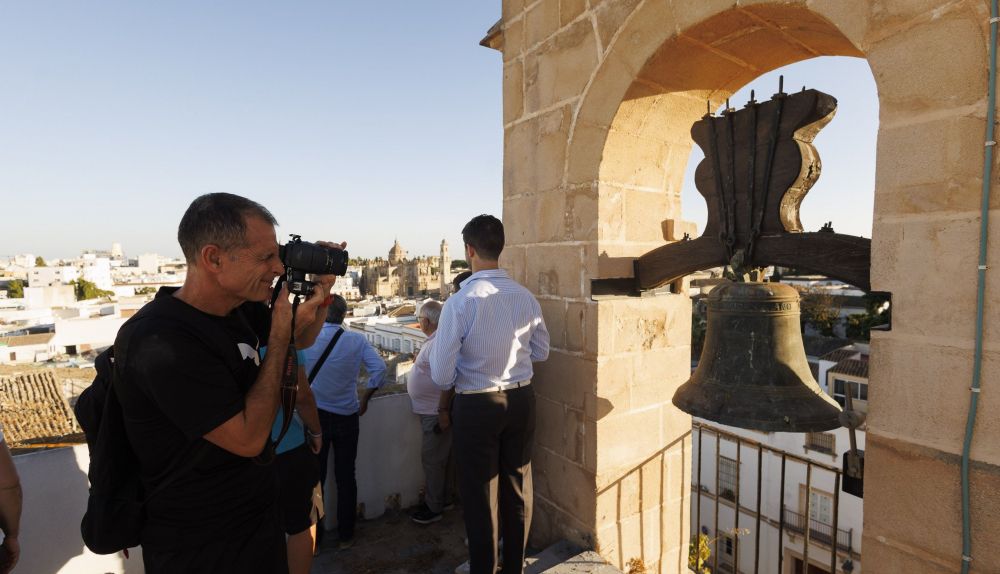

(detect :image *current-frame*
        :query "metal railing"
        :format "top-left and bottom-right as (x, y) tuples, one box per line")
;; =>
(690, 422), (858, 574)
(782, 508), (853, 552)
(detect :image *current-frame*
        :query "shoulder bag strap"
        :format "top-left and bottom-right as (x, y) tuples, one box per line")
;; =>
(308, 327), (345, 383)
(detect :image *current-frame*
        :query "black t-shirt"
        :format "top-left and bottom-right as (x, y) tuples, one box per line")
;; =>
(116, 288), (275, 550)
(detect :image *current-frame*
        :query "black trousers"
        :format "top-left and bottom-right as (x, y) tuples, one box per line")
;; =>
(452, 385), (535, 574)
(317, 409), (359, 542)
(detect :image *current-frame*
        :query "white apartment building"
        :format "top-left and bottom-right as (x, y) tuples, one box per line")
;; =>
(28, 266), (80, 288)
(137, 253), (160, 275)
(346, 315), (426, 355)
(691, 344), (867, 574)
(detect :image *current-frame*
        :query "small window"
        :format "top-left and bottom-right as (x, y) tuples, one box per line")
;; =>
(805, 432), (836, 454)
(832, 379), (867, 408)
(718, 457), (738, 501)
(809, 490), (834, 525)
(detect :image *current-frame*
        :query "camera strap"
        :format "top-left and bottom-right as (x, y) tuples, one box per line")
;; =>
(255, 296), (303, 465)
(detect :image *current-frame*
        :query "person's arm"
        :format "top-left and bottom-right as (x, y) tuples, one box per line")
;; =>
(296, 273), (337, 349)
(358, 342), (387, 416)
(0, 441), (21, 574)
(430, 299), (465, 389)
(204, 284), (298, 457)
(358, 387), (378, 417)
(529, 301), (550, 363)
(294, 366), (323, 454)
(436, 388), (455, 430)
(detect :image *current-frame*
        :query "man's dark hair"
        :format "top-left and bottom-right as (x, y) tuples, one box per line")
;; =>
(177, 193), (278, 264)
(461, 214), (504, 261)
(325, 294), (348, 324)
(452, 271), (472, 292)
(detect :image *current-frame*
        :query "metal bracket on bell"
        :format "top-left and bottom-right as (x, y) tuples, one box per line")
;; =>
(840, 381), (865, 497)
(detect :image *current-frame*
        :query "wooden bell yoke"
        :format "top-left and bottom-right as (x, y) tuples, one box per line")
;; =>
(631, 85), (871, 292)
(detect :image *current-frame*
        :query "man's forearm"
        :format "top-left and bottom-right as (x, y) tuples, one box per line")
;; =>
(0, 445), (21, 539)
(244, 344), (290, 432)
(438, 388), (455, 412)
(0, 485), (21, 540)
(362, 387), (378, 403)
(206, 341), (289, 456)
(295, 367), (321, 435)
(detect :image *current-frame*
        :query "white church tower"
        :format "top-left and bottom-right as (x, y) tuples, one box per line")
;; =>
(439, 239), (450, 297)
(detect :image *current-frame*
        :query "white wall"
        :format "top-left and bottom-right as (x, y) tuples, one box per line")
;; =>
(321, 393), (426, 526)
(52, 316), (128, 353)
(23, 286), (75, 310)
(12, 445), (144, 574)
(10, 395), (426, 573)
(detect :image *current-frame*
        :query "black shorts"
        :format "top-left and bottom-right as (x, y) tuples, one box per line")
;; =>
(275, 443), (323, 535)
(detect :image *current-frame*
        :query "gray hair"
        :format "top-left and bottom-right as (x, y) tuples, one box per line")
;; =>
(178, 193), (277, 264)
(418, 300), (442, 325)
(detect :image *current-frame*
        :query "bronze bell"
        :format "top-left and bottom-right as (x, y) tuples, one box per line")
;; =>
(673, 282), (842, 432)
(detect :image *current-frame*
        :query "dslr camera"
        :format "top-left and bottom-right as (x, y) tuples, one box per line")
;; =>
(279, 235), (349, 296)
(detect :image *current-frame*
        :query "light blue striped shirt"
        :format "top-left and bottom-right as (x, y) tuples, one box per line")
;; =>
(430, 269), (549, 391)
(305, 323), (387, 415)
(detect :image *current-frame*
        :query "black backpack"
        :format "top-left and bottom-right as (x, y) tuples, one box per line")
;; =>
(74, 345), (148, 555)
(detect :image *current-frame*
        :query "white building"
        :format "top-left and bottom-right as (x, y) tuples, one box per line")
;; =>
(330, 274), (362, 300)
(691, 345), (867, 574)
(346, 315), (427, 355)
(80, 254), (113, 291)
(0, 333), (56, 364)
(13, 254), (36, 268)
(138, 253), (160, 275)
(28, 266), (80, 288)
(23, 286), (76, 310)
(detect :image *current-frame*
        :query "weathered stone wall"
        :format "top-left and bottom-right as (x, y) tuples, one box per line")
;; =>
(496, 0), (1000, 572)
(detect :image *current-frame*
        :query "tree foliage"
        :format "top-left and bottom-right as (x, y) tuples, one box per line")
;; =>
(134, 286), (157, 295)
(5, 280), (23, 298)
(450, 259), (469, 270)
(798, 287), (843, 337)
(72, 278), (114, 301)
(845, 292), (891, 341)
(688, 533), (712, 574)
(34, 256), (47, 267)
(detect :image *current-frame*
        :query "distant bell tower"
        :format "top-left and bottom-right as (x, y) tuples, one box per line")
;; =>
(439, 239), (450, 296)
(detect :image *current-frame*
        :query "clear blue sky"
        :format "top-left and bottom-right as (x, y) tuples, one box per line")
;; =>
(0, 3), (876, 261)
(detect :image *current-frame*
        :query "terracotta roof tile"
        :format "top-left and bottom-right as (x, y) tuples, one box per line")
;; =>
(0, 370), (82, 449)
(0, 333), (55, 347)
(829, 358), (869, 380)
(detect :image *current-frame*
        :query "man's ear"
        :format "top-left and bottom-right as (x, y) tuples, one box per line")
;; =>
(465, 243), (476, 261)
(199, 244), (225, 273)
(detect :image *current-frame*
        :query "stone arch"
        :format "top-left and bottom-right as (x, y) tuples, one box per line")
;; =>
(512, 0), (997, 570)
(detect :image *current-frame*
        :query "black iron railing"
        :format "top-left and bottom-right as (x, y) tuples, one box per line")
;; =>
(690, 422), (858, 574)
(782, 508), (853, 552)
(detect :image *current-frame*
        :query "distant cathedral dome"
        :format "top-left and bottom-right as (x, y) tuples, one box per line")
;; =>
(388, 239), (406, 265)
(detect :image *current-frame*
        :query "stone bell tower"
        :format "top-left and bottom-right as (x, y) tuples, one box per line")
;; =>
(439, 239), (450, 297)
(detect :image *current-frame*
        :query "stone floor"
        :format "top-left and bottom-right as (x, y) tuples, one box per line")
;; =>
(310, 506), (470, 574)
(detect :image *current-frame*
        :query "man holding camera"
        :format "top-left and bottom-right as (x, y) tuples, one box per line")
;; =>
(305, 294), (387, 549)
(116, 193), (340, 573)
(431, 214), (549, 574)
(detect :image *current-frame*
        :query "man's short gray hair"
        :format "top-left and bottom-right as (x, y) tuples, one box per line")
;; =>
(177, 193), (277, 264)
(418, 300), (442, 325)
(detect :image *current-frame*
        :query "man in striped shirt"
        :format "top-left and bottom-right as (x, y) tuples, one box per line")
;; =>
(431, 214), (550, 574)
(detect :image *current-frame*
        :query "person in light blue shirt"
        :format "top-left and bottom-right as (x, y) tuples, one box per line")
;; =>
(431, 214), (549, 574)
(303, 295), (386, 548)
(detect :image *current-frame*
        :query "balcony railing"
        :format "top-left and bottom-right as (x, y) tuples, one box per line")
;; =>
(690, 422), (859, 574)
(782, 508), (853, 553)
